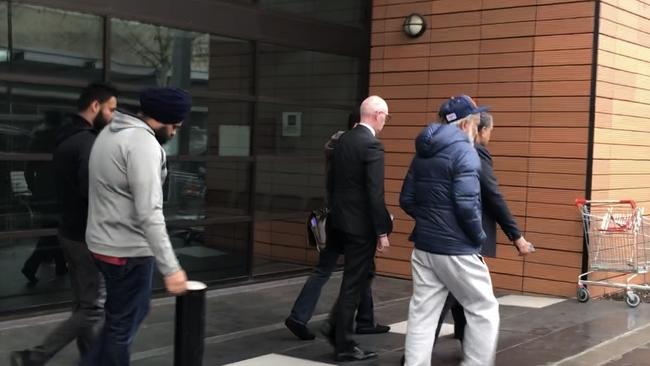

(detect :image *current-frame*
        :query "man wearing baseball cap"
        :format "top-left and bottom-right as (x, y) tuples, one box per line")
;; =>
(399, 95), (500, 366)
(81, 87), (191, 366)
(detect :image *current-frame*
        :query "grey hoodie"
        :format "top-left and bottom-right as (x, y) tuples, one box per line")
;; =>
(86, 110), (180, 276)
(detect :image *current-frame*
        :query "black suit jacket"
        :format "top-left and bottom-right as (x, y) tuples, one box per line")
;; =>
(328, 125), (393, 239)
(477, 143), (522, 257)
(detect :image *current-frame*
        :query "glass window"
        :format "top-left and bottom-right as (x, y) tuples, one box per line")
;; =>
(254, 103), (346, 215)
(208, 36), (253, 96)
(10, 4), (103, 79)
(163, 101), (253, 220)
(211, 0), (254, 4)
(0, 2), (7, 62)
(0, 83), (84, 232)
(0, 83), (79, 153)
(111, 19), (209, 90)
(0, 0), (369, 312)
(0, 159), (60, 232)
(164, 159), (251, 220)
(251, 102), (351, 276)
(171, 223), (250, 283)
(178, 100), (252, 158)
(206, 101), (252, 157)
(255, 157), (325, 215)
(0, 235), (73, 313)
(260, 0), (364, 26)
(164, 160), (209, 218)
(255, 103), (350, 156)
(258, 44), (359, 105)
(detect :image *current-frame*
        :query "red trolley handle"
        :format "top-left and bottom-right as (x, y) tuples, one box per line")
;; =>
(575, 198), (636, 209)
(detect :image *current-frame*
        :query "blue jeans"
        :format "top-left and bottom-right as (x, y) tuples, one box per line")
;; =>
(81, 257), (155, 366)
(289, 239), (375, 327)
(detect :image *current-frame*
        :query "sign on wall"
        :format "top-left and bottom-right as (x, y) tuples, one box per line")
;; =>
(282, 112), (302, 137)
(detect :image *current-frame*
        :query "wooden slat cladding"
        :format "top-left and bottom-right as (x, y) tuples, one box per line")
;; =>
(593, 0), (650, 238)
(371, 0), (596, 297)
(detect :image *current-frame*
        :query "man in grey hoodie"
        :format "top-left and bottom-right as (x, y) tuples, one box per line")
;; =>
(81, 87), (190, 366)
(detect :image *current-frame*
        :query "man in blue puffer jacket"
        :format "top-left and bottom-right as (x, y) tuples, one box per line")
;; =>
(400, 95), (500, 366)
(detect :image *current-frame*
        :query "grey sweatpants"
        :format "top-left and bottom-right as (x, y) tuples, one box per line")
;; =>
(404, 249), (499, 366)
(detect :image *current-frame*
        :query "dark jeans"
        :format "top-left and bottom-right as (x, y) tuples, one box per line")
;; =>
(436, 293), (466, 342)
(81, 256), (155, 366)
(22, 235), (67, 276)
(328, 230), (376, 352)
(23, 237), (105, 364)
(289, 238), (375, 327)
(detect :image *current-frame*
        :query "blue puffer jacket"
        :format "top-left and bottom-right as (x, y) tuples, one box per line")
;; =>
(399, 123), (486, 255)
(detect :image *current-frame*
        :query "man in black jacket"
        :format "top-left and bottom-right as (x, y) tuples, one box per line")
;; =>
(433, 111), (534, 345)
(322, 96), (393, 362)
(21, 111), (68, 283)
(11, 83), (118, 366)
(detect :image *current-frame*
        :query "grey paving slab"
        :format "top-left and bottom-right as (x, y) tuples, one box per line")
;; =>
(604, 343), (650, 366)
(496, 303), (650, 365)
(2, 273), (650, 366)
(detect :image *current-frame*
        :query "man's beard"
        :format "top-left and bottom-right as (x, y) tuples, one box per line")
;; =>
(93, 113), (109, 131)
(154, 127), (170, 145)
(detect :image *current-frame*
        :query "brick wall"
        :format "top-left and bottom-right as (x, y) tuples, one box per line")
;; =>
(371, 0), (598, 296)
(588, 0), (650, 297)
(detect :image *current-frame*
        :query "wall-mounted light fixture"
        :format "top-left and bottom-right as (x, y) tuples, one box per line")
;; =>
(403, 13), (426, 38)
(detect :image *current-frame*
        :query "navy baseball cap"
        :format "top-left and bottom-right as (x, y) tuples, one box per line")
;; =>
(438, 95), (489, 124)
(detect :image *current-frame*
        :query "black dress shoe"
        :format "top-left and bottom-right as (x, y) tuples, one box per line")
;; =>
(335, 346), (377, 362)
(284, 317), (315, 340)
(355, 323), (390, 334)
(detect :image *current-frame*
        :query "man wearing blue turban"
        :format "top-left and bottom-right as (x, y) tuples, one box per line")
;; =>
(81, 87), (191, 366)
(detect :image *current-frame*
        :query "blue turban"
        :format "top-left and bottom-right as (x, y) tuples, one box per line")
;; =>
(140, 87), (192, 124)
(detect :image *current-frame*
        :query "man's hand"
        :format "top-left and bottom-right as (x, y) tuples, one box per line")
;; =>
(377, 235), (390, 252)
(164, 269), (188, 295)
(514, 237), (535, 256)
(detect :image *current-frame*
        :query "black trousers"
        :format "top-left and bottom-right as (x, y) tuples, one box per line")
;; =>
(23, 235), (67, 276)
(436, 293), (466, 342)
(288, 235), (376, 327)
(329, 229), (376, 352)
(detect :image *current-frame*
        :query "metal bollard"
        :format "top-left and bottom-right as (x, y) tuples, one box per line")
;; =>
(174, 280), (207, 366)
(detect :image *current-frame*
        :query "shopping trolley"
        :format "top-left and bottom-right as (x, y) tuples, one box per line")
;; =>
(575, 199), (650, 307)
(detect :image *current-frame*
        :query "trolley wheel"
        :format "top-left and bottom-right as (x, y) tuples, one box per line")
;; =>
(577, 287), (590, 303)
(625, 293), (641, 308)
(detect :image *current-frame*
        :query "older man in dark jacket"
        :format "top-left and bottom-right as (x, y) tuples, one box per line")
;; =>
(432, 111), (535, 346)
(400, 95), (499, 366)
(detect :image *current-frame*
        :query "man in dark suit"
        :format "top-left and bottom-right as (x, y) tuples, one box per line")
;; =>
(285, 113), (390, 341)
(323, 95), (393, 362)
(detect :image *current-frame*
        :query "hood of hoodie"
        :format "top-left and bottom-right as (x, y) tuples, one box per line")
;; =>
(109, 110), (155, 135)
(415, 123), (472, 159)
(55, 114), (96, 146)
